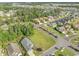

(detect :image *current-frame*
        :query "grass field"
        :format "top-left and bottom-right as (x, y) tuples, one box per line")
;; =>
(55, 48), (75, 56)
(29, 29), (56, 55)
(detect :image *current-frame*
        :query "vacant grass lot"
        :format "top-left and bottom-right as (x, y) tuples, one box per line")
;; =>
(55, 48), (75, 56)
(29, 29), (56, 55)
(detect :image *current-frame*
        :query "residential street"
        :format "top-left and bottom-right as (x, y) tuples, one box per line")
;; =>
(40, 32), (79, 56)
(35, 25), (79, 56)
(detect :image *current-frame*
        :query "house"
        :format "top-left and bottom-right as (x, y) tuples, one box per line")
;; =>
(0, 48), (5, 56)
(7, 43), (22, 56)
(0, 11), (4, 16)
(56, 26), (66, 33)
(43, 17), (48, 21)
(52, 23), (57, 28)
(1, 24), (8, 31)
(21, 38), (33, 51)
(5, 10), (15, 17)
(21, 38), (35, 56)
(48, 16), (54, 21)
(74, 24), (79, 29)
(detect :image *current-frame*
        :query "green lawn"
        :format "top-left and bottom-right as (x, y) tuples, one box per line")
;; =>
(70, 30), (79, 46)
(71, 37), (79, 46)
(44, 26), (64, 37)
(29, 29), (56, 55)
(55, 48), (75, 56)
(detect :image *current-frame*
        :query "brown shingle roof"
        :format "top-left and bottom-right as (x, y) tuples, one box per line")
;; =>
(7, 43), (21, 56)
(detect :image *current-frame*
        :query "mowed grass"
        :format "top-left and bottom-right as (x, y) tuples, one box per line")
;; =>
(43, 26), (64, 37)
(55, 48), (75, 56)
(29, 29), (56, 55)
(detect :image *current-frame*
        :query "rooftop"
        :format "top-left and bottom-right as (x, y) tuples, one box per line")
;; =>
(7, 43), (21, 56)
(21, 38), (33, 51)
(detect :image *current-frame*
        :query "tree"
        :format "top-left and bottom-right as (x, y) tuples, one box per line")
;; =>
(21, 23), (34, 36)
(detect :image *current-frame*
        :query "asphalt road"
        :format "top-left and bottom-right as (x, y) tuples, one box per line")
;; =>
(38, 26), (79, 56)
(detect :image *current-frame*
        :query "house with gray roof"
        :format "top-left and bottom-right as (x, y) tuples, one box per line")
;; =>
(21, 38), (35, 56)
(21, 38), (33, 51)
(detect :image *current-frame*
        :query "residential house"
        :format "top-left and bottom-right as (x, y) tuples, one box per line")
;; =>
(1, 24), (8, 31)
(7, 43), (22, 56)
(74, 23), (79, 29)
(21, 38), (35, 56)
(0, 11), (4, 16)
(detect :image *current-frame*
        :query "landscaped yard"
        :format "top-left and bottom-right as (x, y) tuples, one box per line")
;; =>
(55, 47), (75, 56)
(29, 29), (56, 55)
